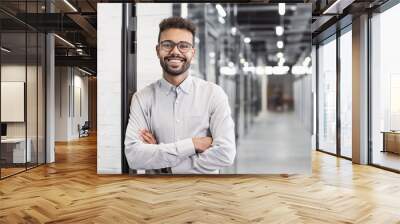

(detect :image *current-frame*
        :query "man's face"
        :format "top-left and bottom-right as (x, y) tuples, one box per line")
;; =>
(156, 28), (195, 76)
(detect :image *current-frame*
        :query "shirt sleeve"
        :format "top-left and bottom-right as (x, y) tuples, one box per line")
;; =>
(191, 87), (236, 173)
(124, 93), (196, 170)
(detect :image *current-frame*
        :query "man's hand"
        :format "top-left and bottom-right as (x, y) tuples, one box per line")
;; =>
(192, 137), (213, 153)
(140, 129), (212, 153)
(140, 129), (157, 144)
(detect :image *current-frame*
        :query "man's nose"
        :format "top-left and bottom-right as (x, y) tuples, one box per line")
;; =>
(170, 44), (181, 55)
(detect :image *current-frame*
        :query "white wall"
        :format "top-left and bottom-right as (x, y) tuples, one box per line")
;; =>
(54, 67), (89, 141)
(72, 72), (89, 138)
(55, 67), (69, 141)
(97, 3), (123, 174)
(137, 3), (172, 90)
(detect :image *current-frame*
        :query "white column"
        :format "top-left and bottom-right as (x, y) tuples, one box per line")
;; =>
(259, 75), (266, 112)
(352, 14), (369, 164)
(97, 3), (123, 174)
(311, 45), (317, 150)
(46, 32), (55, 163)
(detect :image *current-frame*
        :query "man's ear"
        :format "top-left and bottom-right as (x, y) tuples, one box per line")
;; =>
(156, 45), (160, 58)
(191, 48), (196, 58)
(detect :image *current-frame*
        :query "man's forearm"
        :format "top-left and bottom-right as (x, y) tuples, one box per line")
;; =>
(125, 138), (196, 170)
(191, 140), (236, 173)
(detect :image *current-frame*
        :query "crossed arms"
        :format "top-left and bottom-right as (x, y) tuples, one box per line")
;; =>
(124, 88), (236, 173)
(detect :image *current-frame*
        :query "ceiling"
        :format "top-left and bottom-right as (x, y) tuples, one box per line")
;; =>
(235, 3), (311, 66)
(0, 0), (391, 74)
(0, 0), (101, 73)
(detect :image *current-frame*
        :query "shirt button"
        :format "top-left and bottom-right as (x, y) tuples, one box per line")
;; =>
(176, 119), (180, 123)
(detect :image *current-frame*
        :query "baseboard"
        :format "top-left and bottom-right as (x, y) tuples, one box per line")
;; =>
(97, 168), (122, 174)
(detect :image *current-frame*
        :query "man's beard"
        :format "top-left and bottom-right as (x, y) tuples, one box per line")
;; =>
(159, 55), (191, 76)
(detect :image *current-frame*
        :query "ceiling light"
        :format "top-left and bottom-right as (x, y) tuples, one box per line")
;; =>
(275, 26), (284, 36)
(273, 66), (289, 75)
(256, 66), (265, 75)
(276, 52), (283, 58)
(54, 34), (75, 48)
(220, 66), (236, 76)
(303, 56), (311, 67)
(209, 52), (215, 58)
(228, 61), (235, 67)
(292, 66), (307, 75)
(243, 66), (255, 74)
(277, 40), (284, 49)
(216, 4), (227, 17)
(231, 27), (237, 36)
(265, 66), (273, 75)
(1, 47), (11, 53)
(244, 37), (251, 43)
(78, 67), (93, 76)
(63, 0), (78, 12)
(278, 3), (286, 16)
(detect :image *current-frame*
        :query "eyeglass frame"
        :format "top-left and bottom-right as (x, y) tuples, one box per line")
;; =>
(158, 40), (194, 53)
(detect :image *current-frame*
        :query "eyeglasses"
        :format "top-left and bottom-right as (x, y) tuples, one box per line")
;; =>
(159, 40), (193, 53)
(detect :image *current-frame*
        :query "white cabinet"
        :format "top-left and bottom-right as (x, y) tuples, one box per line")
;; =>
(1, 138), (32, 163)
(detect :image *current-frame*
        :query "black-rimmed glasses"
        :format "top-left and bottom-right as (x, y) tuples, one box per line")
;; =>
(159, 40), (193, 53)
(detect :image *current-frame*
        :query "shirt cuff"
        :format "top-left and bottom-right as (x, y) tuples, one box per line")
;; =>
(175, 138), (196, 157)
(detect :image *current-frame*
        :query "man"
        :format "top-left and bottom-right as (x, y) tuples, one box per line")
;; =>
(124, 17), (236, 174)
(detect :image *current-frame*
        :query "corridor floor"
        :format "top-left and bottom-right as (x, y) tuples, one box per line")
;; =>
(222, 111), (311, 174)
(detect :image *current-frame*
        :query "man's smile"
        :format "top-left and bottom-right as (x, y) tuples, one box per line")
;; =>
(165, 56), (186, 67)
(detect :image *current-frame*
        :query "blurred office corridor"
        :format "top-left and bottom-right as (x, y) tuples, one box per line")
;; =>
(133, 3), (313, 174)
(222, 111), (311, 174)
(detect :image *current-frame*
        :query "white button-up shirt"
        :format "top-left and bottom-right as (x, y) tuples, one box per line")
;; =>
(124, 75), (236, 174)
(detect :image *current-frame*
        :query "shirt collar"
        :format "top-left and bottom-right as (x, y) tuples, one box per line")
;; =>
(178, 75), (192, 94)
(159, 75), (193, 95)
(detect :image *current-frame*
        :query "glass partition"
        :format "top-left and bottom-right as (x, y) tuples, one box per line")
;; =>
(339, 28), (352, 158)
(317, 36), (337, 154)
(371, 3), (400, 171)
(0, 1), (46, 179)
(38, 31), (45, 165)
(1, 30), (28, 177)
(27, 30), (38, 169)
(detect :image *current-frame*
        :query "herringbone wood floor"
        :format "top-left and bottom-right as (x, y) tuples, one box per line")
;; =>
(1, 135), (400, 224)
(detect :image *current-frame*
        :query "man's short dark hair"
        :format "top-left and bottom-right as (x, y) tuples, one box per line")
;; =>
(158, 16), (196, 44)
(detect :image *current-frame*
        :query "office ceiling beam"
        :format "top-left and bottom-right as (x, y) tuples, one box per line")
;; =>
(66, 13), (97, 46)
(55, 55), (96, 71)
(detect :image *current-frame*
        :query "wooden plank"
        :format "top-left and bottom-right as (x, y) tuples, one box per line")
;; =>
(0, 135), (400, 223)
